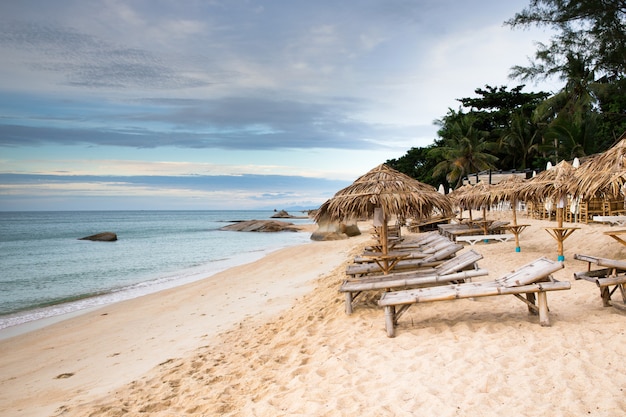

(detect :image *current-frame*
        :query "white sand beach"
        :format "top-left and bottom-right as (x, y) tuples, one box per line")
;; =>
(1, 216), (626, 417)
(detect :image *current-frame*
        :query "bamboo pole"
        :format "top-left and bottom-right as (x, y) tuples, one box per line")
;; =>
(595, 276), (626, 287)
(537, 291), (550, 326)
(379, 281), (570, 305)
(341, 268), (488, 292)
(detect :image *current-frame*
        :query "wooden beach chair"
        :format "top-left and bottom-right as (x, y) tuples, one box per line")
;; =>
(573, 254), (626, 311)
(341, 249), (486, 314)
(444, 220), (511, 242)
(455, 233), (515, 246)
(378, 257), (569, 337)
(345, 243), (464, 278)
(407, 215), (452, 233)
(355, 238), (458, 263)
(437, 223), (478, 240)
(363, 231), (447, 252)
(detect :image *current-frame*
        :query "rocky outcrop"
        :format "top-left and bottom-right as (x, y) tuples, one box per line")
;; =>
(271, 210), (293, 218)
(79, 232), (118, 241)
(271, 209), (311, 219)
(219, 220), (299, 232)
(310, 230), (349, 241)
(341, 224), (361, 237)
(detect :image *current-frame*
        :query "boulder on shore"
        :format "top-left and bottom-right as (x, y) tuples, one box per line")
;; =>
(79, 232), (118, 242)
(219, 220), (299, 232)
(310, 220), (361, 241)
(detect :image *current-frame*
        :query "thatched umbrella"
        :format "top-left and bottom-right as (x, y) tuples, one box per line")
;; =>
(518, 160), (580, 261)
(570, 136), (626, 201)
(315, 164), (453, 272)
(450, 182), (496, 234)
(491, 175), (528, 251)
(449, 184), (476, 221)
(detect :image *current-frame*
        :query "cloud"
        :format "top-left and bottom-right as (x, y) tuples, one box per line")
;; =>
(0, 20), (210, 90)
(0, 0), (564, 211)
(0, 1), (557, 155)
(0, 173), (350, 210)
(0, 93), (432, 150)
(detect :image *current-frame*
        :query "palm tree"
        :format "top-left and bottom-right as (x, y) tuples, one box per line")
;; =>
(532, 53), (601, 162)
(499, 111), (541, 169)
(542, 114), (597, 161)
(429, 114), (498, 188)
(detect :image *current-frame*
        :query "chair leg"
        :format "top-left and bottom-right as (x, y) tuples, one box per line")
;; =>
(526, 293), (537, 315)
(345, 292), (353, 315)
(601, 287), (611, 307)
(384, 306), (396, 338)
(537, 292), (550, 326)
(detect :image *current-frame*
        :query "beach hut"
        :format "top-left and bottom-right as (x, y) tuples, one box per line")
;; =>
(315, 164), (453, 273)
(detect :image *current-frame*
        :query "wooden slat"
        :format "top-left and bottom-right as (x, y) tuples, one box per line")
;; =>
(596, 276), (626, 288)
(341, 268), (488, 292)
(574, 253), (626, 270)
(344, 249), (482, 284)
(378, 280), (570, 306)
(346, 244), (463, 276)
(495, 257), (564, 287)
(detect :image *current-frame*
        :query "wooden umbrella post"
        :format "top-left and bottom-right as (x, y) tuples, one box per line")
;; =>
(373, 207), (392, 274)
(381, 214), (389, 273)
(512, 198), (520, 249)
(493, 175), (529, 253)
(482, 206), (488, 235)
(544, 195), (579, 262)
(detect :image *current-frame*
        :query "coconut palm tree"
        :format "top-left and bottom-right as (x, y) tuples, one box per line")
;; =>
(430, 114), (498, 188)
(499, 111), (542, 170)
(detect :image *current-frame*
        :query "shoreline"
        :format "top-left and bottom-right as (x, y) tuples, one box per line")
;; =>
(0, 221), (316, 338)
(3, 216), (626, 416)
(0, 229), (365, 417)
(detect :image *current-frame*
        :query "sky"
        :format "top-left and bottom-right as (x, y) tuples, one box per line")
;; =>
(0, 0), (562, 211)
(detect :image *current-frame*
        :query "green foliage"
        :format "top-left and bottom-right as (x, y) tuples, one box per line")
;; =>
(506, 0), (626, 148)
(506, 0), (626, 80)
(499, 111), (542, 169)
(593, 76), (626, 145)
(458, 85), (549, 131)
(429, 113), (499, 188)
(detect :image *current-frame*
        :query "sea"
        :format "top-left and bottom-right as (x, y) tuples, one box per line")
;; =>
(0, 210), (314, 332)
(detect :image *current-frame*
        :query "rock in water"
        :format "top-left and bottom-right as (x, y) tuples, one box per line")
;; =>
(79, 232), (118, 241)
(271, 210), (293, 218)
(219, 220), (299, 232)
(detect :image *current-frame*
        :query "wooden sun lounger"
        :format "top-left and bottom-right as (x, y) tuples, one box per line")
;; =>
(356, 239), (457, 263)
(341, 250), (486, 314)
(573, 254), (626, 310)
(346, 244), (464, 278)
(363, 232), (447, 252)
(438, 223), (479, 240)
(408, 216), (452, 233)
(378, 257), (568, 337)
(456, 233), (515, 246)
(441, 221), (511, 242)
(593, 216), (626, 226)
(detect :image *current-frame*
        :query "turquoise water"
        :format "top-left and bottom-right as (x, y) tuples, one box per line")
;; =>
(0, 211), (313, 329)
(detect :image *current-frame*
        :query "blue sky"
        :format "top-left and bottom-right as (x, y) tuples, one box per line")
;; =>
(0, 0), (561, 210)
